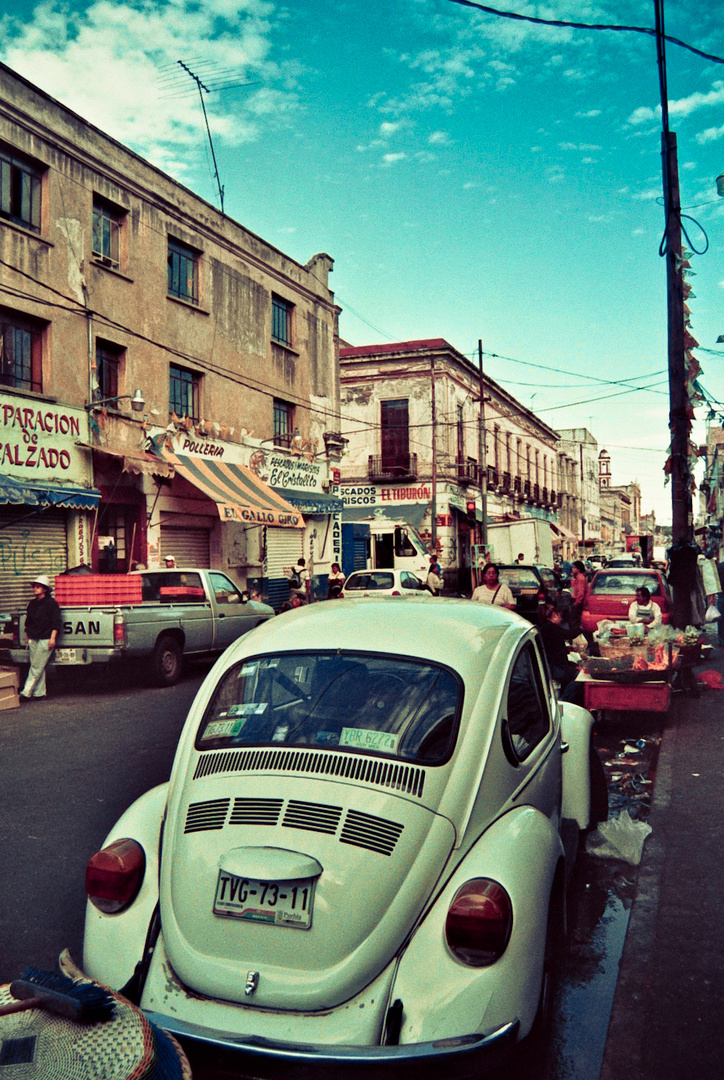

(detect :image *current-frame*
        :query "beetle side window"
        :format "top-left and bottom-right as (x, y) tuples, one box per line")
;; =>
(504, 643), (550, 762)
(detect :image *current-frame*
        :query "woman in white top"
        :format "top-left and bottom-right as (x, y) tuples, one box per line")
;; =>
(628, 586), (662, 627)
(471, 564), (516, 610)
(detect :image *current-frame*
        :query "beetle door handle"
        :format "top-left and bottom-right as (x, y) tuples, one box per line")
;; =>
(560, 741), (570, 753)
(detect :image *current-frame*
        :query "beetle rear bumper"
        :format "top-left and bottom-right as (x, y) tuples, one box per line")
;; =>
(144, 1012), (519, 1080)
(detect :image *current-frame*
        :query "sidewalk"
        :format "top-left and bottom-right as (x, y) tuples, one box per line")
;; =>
(600, 625), (724, 1080)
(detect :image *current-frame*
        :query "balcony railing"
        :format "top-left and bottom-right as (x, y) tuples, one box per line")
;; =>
(524, 480), (532, 498)
(549, 489), (557, 506)
(533, 483), (540, 503)
(457, 459), (478, 485)
(514, 476), (522, 495)
(368, 453), (418, 481)
(487, 466), (499, 489)
(501, 471), (511, 492)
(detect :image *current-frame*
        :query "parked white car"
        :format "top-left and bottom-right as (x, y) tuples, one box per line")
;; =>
(82, 598), (601, 1078)
(341, 567), (428, 597)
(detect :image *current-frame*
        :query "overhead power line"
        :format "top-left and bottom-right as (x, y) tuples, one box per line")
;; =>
(445, 0), (724, 65)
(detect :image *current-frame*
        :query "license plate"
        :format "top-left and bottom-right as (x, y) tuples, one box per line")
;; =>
(213, 872), (316, 929)
(54, 648), (77, 663)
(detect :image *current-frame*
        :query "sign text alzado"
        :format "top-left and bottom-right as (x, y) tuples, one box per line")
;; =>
(1, 401), (82, 473)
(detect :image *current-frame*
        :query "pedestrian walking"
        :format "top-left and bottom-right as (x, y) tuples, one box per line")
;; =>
(327, 562), (345, 599)
(471, 563), (516, 610)
(289, 557), (311, 601)
(426, 555), (443, 596)
(570, 560), (589, 635)
(20, 574), (62, 700)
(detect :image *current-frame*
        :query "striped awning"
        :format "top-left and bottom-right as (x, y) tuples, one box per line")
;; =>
(162, 453), (304, 529)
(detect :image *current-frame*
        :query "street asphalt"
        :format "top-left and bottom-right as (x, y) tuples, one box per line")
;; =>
(600, 623), (724, 1080)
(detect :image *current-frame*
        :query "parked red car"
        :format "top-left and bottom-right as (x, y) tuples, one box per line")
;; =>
(581, 568), (672, 633)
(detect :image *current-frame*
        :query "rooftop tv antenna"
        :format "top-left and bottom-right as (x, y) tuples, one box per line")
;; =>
(162, 59), (257, 216)
(176, 59), (227, 215)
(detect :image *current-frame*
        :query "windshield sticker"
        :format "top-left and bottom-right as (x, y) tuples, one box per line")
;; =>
(340, 728), (400, 753)
(315, 730), (340, 746)
(240, 663), (258, 676)
(261, 658), (279, 669)
(294, 666), (309, 683)
(202, 718), (247, 740)
(228, 702), (268, 717)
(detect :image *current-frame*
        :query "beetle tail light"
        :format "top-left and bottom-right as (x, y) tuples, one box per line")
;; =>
(445, 879), (513, 966)
(85, 838), (145, 914)
(391, 590), (401, 595)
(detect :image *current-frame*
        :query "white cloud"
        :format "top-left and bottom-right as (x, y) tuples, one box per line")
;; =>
(696, 125), (724, 145)
(629, 81), (724, 128)
(428, 130), (451, 145)
(382, 152), (406, 165)
(0, 0), (299, 176)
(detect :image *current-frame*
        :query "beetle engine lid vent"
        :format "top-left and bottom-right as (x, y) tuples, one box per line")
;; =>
(340, 809), (404, 856)
(193, 746), (426, 798)
(184, 798), (230, 833)
(282, 799), (343, 834)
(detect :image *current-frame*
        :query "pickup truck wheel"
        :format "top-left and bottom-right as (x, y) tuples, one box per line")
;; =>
(151, 636), (183, 686)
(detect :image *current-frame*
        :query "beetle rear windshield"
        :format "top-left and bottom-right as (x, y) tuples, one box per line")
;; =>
(196, 652), (461, 765)
(590, 573), (662, 596)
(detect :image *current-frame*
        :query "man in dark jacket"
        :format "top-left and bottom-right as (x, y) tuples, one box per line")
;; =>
(20, 574), (62, 700)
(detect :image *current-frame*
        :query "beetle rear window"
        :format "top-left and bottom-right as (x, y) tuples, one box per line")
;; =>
(345, 573), (395, 591)
(196, 652), (461, 765)
(590, 574), (661, 596)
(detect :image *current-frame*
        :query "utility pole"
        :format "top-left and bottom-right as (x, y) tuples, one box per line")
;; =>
(478, 340), (488, 547)
(430, 358), (437, 555)
(655, 0), (694, 625)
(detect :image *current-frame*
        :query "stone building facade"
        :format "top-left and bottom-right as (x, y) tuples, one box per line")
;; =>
(0, 62), (342, 609)
(338, 338), (561, 589)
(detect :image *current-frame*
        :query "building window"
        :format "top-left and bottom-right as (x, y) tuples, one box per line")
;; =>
(92, 198), (123, 267)
(0, 147), (42, 233)
(94, 340), (124, 403)
(170, 363), (200, 420)
(273, 399), (294, 448)
(0, 309), (43, 392)
(381, 399), (409, 467)
(271, 295), (293, 346)
(456, 404), (465, 461)
(168, 238), (199, 305)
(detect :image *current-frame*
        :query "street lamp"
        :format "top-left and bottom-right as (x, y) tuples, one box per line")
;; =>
(87, 388), (145, 412)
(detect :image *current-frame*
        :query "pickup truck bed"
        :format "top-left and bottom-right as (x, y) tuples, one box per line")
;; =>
(3, 568), (275, 686)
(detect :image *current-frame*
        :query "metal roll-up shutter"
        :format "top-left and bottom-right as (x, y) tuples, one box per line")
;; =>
(265, 527), (304, 611)
(161, 526), (211, 568)
(0, 508), (68, 611)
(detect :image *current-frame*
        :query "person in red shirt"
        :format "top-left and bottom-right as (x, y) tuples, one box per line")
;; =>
(570, 560), (590, 638)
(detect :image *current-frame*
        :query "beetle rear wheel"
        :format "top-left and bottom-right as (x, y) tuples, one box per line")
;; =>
(151, 636), (183, 687)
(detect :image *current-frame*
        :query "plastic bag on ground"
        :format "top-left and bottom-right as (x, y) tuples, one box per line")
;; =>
(705, 603), (720, 623)
(585, 809), (653, 865)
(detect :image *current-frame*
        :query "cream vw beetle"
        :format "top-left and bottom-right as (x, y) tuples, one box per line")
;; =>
(82, 598), (600, 1078)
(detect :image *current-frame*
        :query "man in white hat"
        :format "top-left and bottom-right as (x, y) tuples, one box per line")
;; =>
(20, 575), (62, 700)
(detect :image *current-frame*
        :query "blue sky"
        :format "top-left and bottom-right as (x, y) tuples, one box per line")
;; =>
(3, 0), (724, 525)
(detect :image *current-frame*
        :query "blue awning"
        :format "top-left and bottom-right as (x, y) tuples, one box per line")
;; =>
(272, 489), (345, 514)
(0, 474), (102, 511)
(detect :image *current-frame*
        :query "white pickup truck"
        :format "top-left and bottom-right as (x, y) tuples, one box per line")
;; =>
(3, 568), (275, 686)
